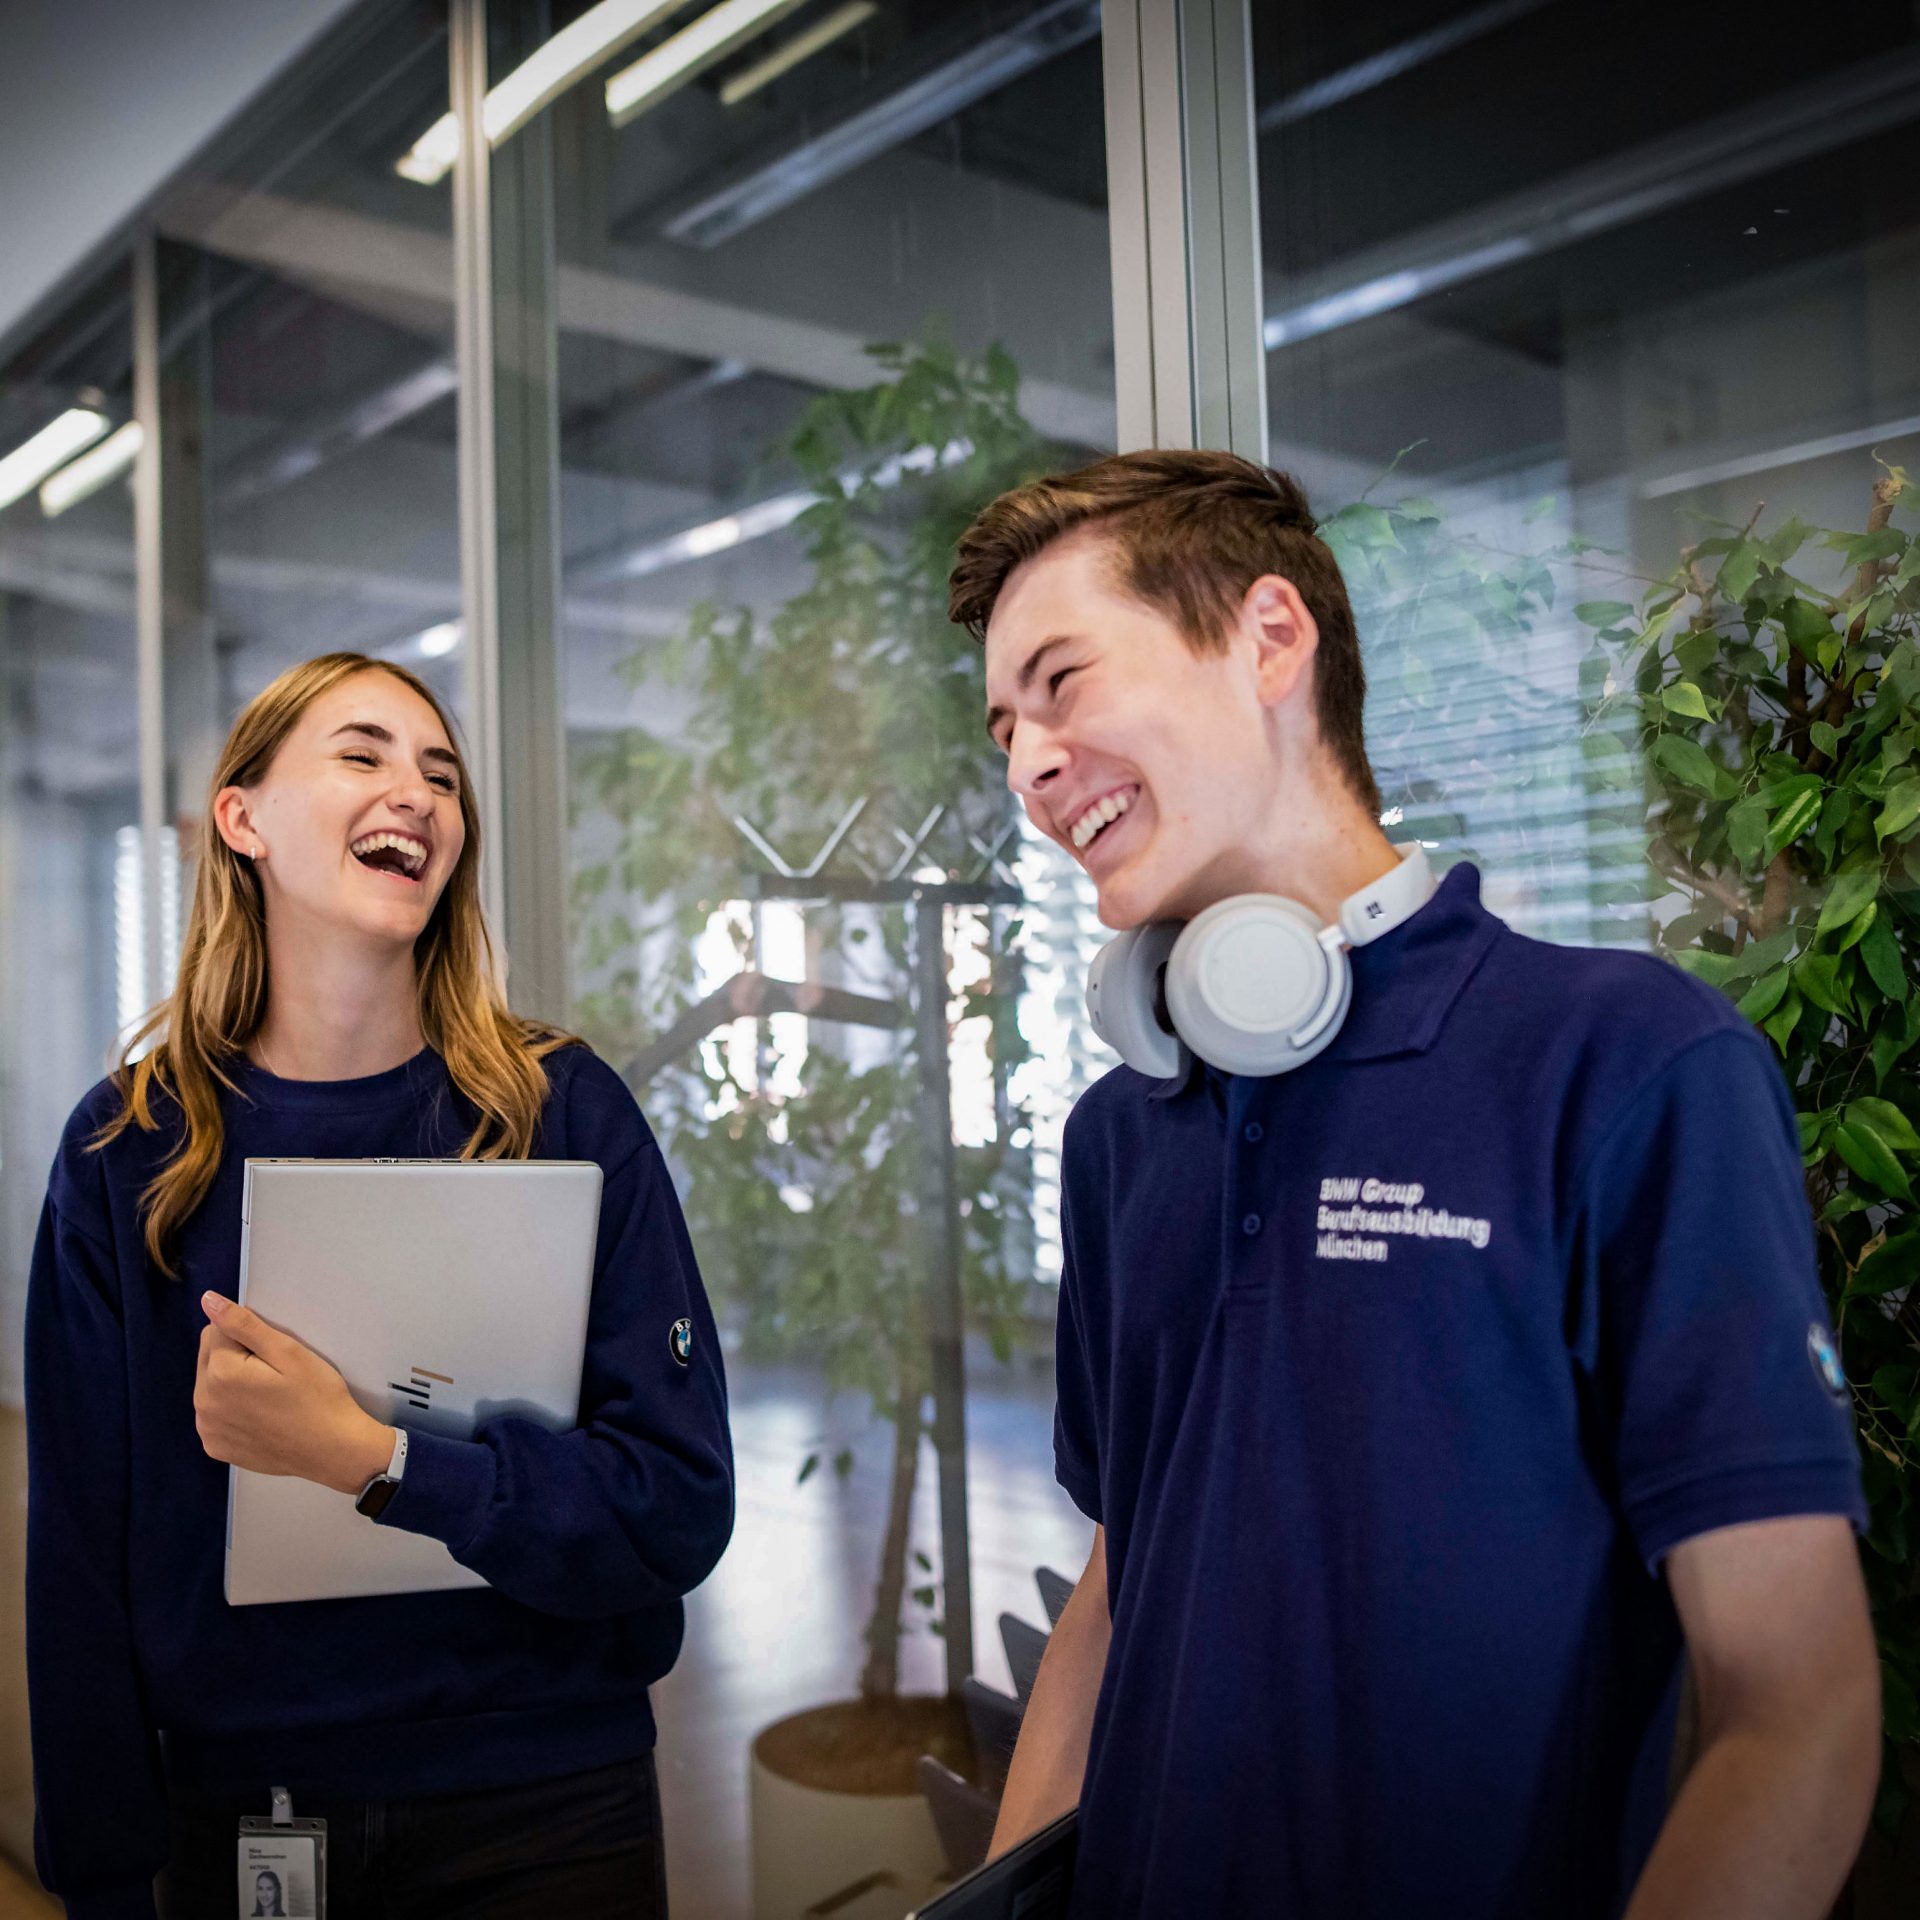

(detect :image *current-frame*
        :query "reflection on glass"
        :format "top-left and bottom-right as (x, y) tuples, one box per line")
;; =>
(491, 2), (1111, 1908)
(0, 266), (141, 1866)
(146, 0), (464, 917)
(1255, 0), (1920, 945)
(1256, 8), (1920, 1894)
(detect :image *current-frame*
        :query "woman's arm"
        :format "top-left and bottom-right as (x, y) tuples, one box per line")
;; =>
(368, 1137), (733, 1617)
(26, 1190), (166, 1919)
(193, 1133), (735, 1618)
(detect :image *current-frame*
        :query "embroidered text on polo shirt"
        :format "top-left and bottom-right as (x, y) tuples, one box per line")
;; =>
(1314, 1174), (1493, 1261)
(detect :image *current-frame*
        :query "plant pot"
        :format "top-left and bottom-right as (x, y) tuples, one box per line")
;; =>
(748, 1697), (974, 1920)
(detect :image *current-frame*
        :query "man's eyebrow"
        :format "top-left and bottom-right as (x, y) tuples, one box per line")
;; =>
(983, 634), (1081, 745)
(330, 720), (460, 772)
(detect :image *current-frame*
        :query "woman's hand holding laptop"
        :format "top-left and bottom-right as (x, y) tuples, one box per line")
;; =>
(195, 1289), (396, 1496)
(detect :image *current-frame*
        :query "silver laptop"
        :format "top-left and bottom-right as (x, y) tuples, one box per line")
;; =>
(226, 1157), (603, 1606)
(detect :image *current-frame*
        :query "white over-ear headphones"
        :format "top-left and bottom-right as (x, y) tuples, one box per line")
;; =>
(1084, 844), (1437, 1079)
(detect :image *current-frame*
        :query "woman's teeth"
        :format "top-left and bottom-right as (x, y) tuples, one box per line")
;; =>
(349, 831), (428, 876)
(1070, 789), (1133, 851)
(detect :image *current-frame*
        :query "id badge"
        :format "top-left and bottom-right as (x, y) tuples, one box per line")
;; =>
(238, 1791), (326, 1919)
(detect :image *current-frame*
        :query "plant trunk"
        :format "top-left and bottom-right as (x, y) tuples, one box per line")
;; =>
(859, 1391), (924, 1701)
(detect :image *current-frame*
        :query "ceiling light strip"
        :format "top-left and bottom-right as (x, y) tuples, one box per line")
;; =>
(718, 1), (876, 107)
(606, 0), (813, 127)
(39, 419), (144, 517)
(0, 408), (110, 515)
(396, 0), (685, 183)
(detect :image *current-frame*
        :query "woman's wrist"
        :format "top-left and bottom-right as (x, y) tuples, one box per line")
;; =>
(329, 1417), (398, 1496)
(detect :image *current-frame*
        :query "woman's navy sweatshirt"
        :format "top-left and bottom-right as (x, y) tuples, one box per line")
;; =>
(26, 1043), (734, 1920)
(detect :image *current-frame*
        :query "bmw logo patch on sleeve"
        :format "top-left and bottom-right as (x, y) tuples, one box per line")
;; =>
(669, 1317), (693, 1367)
(1807, 1323), (1848, 1405)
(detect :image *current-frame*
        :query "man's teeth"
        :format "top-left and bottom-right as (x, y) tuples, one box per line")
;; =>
(350, 832), (428, 874)
(1070, 790), (1133, 851)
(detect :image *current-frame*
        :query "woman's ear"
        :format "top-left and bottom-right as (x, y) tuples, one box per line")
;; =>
(211, 785), (265, 862)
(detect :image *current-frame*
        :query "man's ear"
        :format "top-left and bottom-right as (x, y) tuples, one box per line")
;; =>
(1243, 573), (1319, 711)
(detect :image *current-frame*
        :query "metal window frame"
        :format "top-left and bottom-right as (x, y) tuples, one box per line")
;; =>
(1105, 0), (1267, 458)
(452, 0), (571, 1024)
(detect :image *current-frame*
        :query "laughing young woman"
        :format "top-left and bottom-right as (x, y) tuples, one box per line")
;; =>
(26, 653), (734, 1920)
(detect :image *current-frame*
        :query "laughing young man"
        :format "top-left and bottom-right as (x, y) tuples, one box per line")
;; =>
(951, 450), (1880, 1919)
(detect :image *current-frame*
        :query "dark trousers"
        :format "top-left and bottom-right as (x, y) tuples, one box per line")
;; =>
(159, 1753), (668, 1919)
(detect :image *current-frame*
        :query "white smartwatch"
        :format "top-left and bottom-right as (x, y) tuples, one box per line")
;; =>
(353, 1426), (408, 1519)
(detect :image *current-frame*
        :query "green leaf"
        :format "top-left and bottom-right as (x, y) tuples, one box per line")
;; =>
(1661, 681), (1713, 721)
(1838, 902), (1878, 953)
(1674, 628), (1719, 677)
(1726, 797), (1768, 865)
(1762, 988), (1803, 1051)
(1735, 968), (1790, 1022)
(1810, 720), (1840, 758)
(1675, 950), (1743, 989)
(1861, 911), (1905, 999)
(1652, 734), (1734, 799)
(1847, 1096), (1920, 1155)
(1834, 1116), (1915, 1200)
(1795, 951), (1850, 1019)
(1782, 596), (1833, 656)
(1718, 539), (1763, 603)
(1763, 787), (1824, 860)
(1575, 599), (1635, 629)
(1876, 778), (1920, 843)
(1763, 517), (1814, 566)
(1816, 867), (1880, 936)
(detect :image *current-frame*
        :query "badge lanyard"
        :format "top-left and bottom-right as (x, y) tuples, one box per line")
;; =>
(237, 1785), (327, 1918)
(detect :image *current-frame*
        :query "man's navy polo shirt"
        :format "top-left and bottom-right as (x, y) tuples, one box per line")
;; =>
(1054, 863), (1865, 1920)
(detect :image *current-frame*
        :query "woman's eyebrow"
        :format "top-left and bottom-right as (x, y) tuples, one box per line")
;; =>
(329, 720), (460, 773)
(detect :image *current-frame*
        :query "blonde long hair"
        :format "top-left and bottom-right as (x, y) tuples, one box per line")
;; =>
(94, 652), (578, 1276)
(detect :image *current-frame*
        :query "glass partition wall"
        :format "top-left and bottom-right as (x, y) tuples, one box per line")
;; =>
(0, 268), (142, 1871)
(459, 3), (1111, 1910)
(4, 0), (1918, 1914)
(1253, 0), (1920, 946)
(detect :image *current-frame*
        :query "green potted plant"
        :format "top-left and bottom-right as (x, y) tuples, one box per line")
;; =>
(1579, 465), (1920, 1912)
(569, 337), (1062, 1916)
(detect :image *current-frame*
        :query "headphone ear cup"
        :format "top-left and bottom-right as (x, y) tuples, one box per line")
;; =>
(1164, 896), (1352, 1075)
(1086, 923), (1187, 1081)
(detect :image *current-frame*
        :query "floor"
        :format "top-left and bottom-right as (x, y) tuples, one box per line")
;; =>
(653, 1357), (1092, 1918)
(0, 1361), (1091, 1919)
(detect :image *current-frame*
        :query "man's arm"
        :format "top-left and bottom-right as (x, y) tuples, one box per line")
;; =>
(989, 1527), (1110, 1858)
(1625, 1513), (1880, 1920)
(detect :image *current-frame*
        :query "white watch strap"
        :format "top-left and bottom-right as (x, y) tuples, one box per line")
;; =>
(385, 1426), (409, 1482)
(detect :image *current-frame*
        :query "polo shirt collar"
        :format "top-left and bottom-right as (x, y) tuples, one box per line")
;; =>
(1145, 862), (1499, 1100)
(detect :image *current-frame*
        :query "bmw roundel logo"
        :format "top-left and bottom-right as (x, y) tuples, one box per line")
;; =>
(1807, 1323), (1847, 1405)
(669, 1317), (693, 1367)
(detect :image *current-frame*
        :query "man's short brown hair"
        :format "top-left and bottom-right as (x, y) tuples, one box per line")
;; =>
(949, 448), (1379, 815)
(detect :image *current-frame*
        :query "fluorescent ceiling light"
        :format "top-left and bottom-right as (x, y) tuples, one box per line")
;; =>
(0, 408), (109, 514)
(415, 619), (463, 658)
(396, 114), (460, 184)
(719, 1), (876, 106)
(661, 0), (1098, 248)
(608, 436), (973, 581)
(40, 420), (143, 517)
(396, 0), (684, 183)
(606, 0), (810, 128)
